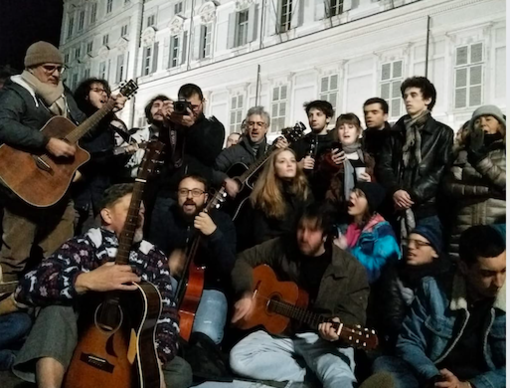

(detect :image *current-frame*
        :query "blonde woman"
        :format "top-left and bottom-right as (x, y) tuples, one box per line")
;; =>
(236, 148), (312, 251)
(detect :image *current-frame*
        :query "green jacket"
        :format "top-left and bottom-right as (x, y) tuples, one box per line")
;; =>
(232, 237), (369, 327)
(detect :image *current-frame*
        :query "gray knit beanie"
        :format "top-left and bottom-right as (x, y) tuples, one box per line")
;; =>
(24, 41), (64, 68)
(469, 105), (506, 131)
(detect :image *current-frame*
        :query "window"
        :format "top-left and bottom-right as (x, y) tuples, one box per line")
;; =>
(86, 41), (93, 54)
(99, 61), (107, 80)
(169, 32), (187, 68)
(121, 24), (128, 37)
(380, 60), (403, 118)
(319, 74), (338, 113)
(454, 43), (483, 109)
(147, 15), (156, 28)
(170, 35), (180, 68)
(78, 10), (85, 31)
(143, 43), (159, 75)
(83, 68), (91, 79)
(102, 34), (109, 46)
(271, 86), (287, 131)
(230, 95), (244, 133)
(116, 54), (125, 83)
(200, 24), (212, 59)
(64, 53), (70, 64)
(90, 2), (98, 23)
(71, 73), (79, 91)
(329, 0), (344, 16)
(74, 47), (81, 60)
(67, 16), (74, 39)
(236, 10), (249, 47)
(174, 2), (183, 14)
(107, 0), (113, 13)
(280, 0), (293, 33)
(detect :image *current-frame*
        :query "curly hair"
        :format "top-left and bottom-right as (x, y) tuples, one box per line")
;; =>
(400, 76), (437, 111)
(250, 148), (310, 219)
(74, 78), (111, 116)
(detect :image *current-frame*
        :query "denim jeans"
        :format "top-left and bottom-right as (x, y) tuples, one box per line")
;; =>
(372, 355), (420, 388)
(192, 289), (228, 345)
(0, 312), (32, 370)
(229, 330), (356, 388)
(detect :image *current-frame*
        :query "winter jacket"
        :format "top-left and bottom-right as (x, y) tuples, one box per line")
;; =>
(232, 236), (369, 328)
(148, 200), (236, 293)
(396, 273), (506, 388)
(376, 115), (454, 219)
(444, 140), (506, 260)
(212, 136), (269, 187)
(346, 214), (401, 284)
(363, 122), (392, 161)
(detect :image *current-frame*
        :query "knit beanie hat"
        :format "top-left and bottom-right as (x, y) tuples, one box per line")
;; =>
(469, 105), (506, 132)
(24, 41), (64, 68)
(356, 182), (386, 214)
(411, 217), (443, 255)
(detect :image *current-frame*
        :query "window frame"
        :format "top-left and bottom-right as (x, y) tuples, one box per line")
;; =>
(380, 60), (404, 119)
(453, 43), (484, 110)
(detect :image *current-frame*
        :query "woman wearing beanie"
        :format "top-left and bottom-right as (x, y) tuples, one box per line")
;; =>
(444, 105), (506, 260)
(375, 219), (450, 351)
(335, 182), (400, 284)
(319, 113), (375, 221)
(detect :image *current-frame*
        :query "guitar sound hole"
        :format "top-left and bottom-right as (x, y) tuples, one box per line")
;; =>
(94, 302), (123, 333)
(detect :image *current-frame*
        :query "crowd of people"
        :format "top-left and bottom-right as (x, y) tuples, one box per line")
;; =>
(0, 41), (505, 388)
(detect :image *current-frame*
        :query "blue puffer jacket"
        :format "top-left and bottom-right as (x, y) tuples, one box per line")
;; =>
(396, 274), (506, 388)
(347, 215), (401, 283)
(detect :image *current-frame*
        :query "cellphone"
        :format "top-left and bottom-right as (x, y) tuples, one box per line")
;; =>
(173, 100), (192, 115)
(331, 141), (343, 152)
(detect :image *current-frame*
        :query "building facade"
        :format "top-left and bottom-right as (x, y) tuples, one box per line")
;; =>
(61, 0), (506, 138)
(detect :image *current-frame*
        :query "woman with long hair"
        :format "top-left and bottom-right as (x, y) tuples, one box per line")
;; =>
(236, 148), (312, 251)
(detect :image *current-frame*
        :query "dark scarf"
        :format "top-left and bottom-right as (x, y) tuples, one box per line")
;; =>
(242, 135), (268, 159)
(342, 142), (364, 200)
(399, 256), (449, 288)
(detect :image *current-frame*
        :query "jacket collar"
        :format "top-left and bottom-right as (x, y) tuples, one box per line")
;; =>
(394, 114), (435, 135)
(450, 272), (506, 312)
(10, 75), (39, 107)
(323, 245), (350, 278)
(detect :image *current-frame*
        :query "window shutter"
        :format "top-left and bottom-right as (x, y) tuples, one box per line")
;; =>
(456, 46), (468, 66)
(470, 43), (483, 63)
(227, 13), (236, 49)
(169, 36), (175, 68)
(192, 25), (201, 60)
(455, 88), (467, 109)
(181, 31), (188, 65)
(142, 47), (148, 75)
(199, 25), (206, 59)
(315, 0), (325, 20)
(297, 0), (305, 27)
(248, 4), (258, 43)
(152, 42), (159, 74)
(116, 54), (124, 83)
(381, 63), (391, 81)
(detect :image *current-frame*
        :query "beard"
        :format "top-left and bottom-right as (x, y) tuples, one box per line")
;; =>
(179, 199), (203, 221)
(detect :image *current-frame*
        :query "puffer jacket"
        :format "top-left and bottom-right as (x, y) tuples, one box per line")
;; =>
(444, 140), (506, 259)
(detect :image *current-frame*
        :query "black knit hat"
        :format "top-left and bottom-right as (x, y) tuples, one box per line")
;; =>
(356, 182), (386, 213)
(411, 217), (443, 255)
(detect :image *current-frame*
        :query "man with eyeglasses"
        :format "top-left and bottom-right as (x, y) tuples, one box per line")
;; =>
(212, 106), (288, 198)
(148, 174), (236, 347)
(0, 42), (125, 289)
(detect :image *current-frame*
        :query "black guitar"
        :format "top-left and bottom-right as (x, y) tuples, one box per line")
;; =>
(226, 122), (306, 220)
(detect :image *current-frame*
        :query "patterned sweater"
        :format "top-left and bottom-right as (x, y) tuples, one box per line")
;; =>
(15, 227), (179, 364)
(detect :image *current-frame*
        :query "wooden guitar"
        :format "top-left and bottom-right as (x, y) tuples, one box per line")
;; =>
(174, 187), (228, 342)
(226, 122), (306, 220)
(63, 141), (165, 388)
(0, 80), (138, 208)
(236, 265), (379, 350)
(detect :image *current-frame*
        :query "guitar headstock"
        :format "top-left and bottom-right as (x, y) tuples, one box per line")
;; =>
(205, 187), (228, 212)
(281, 121), (306, 144)
(118, 79), (139, 99)
(336, 323), (379, 351)
(137, 141), (165, 181)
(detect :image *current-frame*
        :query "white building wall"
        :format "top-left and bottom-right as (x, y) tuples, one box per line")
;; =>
(60, 0), (506, 140)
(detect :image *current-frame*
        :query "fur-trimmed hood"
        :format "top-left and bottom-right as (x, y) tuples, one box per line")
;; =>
(450, 272), (506, 313)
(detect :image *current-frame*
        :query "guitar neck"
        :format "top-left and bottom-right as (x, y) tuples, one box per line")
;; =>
(267, 298), (325, 329)
(65, 100), (116, 144)
(115, 179), (145, 265)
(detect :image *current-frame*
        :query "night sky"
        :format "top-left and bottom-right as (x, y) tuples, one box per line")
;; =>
(0, 0), (63, 72)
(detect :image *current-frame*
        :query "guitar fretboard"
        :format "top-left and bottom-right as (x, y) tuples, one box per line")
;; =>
(267, 298), (327, 329)
(66, 99), (116, 144)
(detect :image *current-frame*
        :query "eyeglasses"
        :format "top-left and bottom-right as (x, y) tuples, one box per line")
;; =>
(91, 87), (108, 94)
(406, 238), (432, 249)
(42, 65), (66, 74)
(178, 188), (205, 197)
(247, 121), (267, 128)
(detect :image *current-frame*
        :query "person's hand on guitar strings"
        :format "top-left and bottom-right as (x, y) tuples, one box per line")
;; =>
(224, 178), (240, 198)
(318, 317), (341, 342)
(231, 292), (255, 324)
(46, 138), (76, 157)
(194, 211), (217, 236)
(74, 262), (140, 294)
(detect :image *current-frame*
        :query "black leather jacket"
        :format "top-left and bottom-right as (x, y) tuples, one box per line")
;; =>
(376, 114), (454, 218)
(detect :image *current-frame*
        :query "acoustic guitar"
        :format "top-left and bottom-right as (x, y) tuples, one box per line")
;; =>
(0, 80), (138, 208)
(174, 187), (228, 342)
(226, 122), (306, 220)
(236, 265), (379, 350)
(63, 141), (165, 388)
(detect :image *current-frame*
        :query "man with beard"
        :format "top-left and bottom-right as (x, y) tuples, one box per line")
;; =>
(230, 205), (369, 388)
(148, 175), (236, 345)
(362, 97), (392, 160)
(0, 42), (125, 287)
(0, 184), (192, 388)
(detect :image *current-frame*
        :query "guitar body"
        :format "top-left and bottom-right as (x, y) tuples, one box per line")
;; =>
(178, 262), (205, 341)
(0, 116), (90, 207)
(225, 162), (255, 221)
(237, 265), (309, 335)
(64, 282), (162, 388)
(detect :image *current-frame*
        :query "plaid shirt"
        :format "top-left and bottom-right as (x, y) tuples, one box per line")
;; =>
(15, 227), (179, 363)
